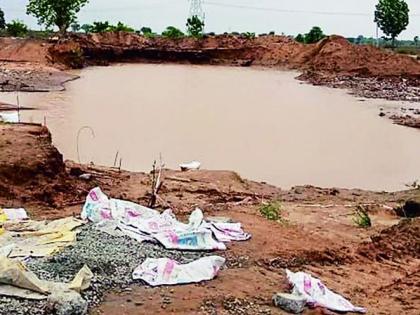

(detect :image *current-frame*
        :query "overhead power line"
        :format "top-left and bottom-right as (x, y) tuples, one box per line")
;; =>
(2, 1), (419, 17)
(204, 1), (419, 17)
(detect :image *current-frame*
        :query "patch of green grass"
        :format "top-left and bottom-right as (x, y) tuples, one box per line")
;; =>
(259, 201), (288, 224)
(352, 205), (372, 228)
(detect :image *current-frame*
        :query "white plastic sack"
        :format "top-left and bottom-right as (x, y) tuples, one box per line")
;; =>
(154, 230), (226, 251)
(286, 270), (366, 313)
(179, 161), (201, 171)
(82, 187), (159, 223)
(2, 208), (28, 221)
(81, 189), (251, 251)
(133, 256), (225, 286)
(202, 222), (251, 243)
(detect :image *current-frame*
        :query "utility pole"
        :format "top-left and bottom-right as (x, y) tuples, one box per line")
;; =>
(189, 0), (205, 21)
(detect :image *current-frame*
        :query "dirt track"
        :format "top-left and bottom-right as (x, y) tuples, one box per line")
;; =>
(0, 123), (419, 314)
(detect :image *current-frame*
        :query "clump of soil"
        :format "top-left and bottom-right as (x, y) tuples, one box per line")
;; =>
(0, 123), (89, 211)
(301, 35), (420, 76)
(357, 218), (420, 260)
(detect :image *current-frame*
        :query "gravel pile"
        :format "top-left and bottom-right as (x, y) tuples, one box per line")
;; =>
(0, 224), (209, 315)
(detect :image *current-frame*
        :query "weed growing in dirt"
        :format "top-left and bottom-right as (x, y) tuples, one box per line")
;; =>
(259, 201), (288, 224)
(353, 205), (372, 228)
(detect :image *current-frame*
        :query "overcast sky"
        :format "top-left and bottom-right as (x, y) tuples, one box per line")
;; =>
(1, 0), (419, 39)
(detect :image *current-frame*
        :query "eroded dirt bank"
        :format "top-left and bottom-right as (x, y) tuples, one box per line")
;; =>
(1, 122), (419, 314)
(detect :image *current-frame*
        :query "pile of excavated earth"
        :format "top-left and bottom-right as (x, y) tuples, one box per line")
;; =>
(0, 121), (419, 315)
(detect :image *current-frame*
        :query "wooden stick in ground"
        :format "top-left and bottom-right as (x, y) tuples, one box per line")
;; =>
(149, 155), (165, 208)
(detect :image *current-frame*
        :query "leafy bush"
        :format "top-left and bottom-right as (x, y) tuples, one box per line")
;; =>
(109, 22), (134, 32)
(6, 20), (28, 37)
(353, 206), (372, 228)
(141, 27), (152, 34)
(91, 21), (111, 33)
(259, 201), (287, 223)
(140, 26), (156, 38)
(268, 31), (275, 35)
(162, 26), (184, 39)
(186, 15), (204, 38)
(241, 32), (255, 39)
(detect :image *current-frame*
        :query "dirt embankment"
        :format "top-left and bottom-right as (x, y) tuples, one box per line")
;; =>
(1, 33), (420, 126)
(1, 122), (420, 314)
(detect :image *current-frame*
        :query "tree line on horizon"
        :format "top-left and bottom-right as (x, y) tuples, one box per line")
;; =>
(0, 0), (418, 47)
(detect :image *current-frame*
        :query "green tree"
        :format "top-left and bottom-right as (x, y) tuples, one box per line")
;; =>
(71, 22), (80, 32)
(162, 26), (184, 39)
(295, 34), (305, 43)
(27, 0), (89, 35)
(374, 0), (409, 47)
(81, 24), (92, 33)
(0, 7), (5, 29)
(186, 15), (204, 37)
(6, 20), (28, 37)
(414, 36), (419, 47)
(305, 26), (326, 44)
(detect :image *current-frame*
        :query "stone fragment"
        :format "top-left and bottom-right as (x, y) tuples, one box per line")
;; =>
(272, 292), (306, 314)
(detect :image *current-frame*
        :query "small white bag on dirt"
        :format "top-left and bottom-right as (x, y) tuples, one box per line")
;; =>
(133, 256), (225, 286)
(286, 269), (366, 313)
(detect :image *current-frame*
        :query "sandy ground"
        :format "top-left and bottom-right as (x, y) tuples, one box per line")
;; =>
(0, 122), (419, 314)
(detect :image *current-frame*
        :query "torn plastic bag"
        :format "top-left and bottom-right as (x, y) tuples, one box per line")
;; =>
(0, 257), (93, 300)
(201, 222), (251, 243)
(0, 256), (49, 294)
(0, 208), (28, 221)
(82, 187), (159, 223)
(133, 256), (225, 286)
(154, 230), (226, 251)
(286, 269), (366, 313)
(1, 217), (84, 259)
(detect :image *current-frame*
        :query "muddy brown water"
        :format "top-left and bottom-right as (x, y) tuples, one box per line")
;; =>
(1, 64), (420, 191)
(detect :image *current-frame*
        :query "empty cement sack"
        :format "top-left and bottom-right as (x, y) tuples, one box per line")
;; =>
(133, 256), (225, 286)
(286, 270), (366, 313)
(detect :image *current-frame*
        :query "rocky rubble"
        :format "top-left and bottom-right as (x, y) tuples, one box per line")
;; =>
(298, 72), (420, 103)
(0, 64), (77, 92)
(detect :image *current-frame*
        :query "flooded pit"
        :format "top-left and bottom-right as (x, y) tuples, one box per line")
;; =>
(1, 64), (420, 191)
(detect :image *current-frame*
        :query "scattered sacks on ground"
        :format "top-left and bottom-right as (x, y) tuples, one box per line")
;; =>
(0, 224), (209, 315)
